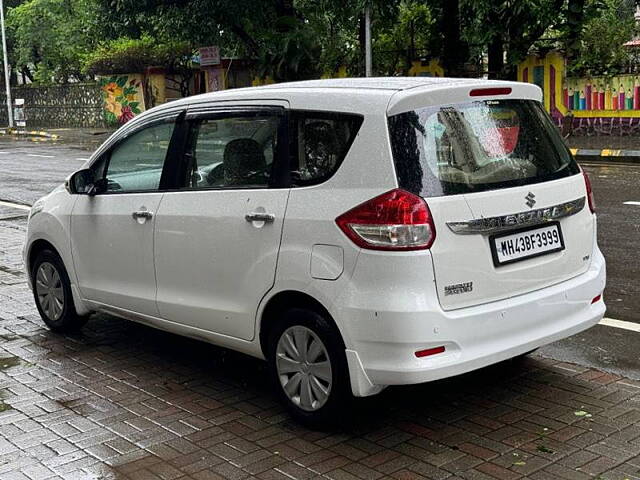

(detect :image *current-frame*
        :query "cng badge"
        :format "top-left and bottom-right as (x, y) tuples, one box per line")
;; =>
(444, 282), (473, 296)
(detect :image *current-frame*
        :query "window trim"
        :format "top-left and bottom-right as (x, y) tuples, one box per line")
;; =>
(90, 110), (187, 195)
(172, 106), (290, 192)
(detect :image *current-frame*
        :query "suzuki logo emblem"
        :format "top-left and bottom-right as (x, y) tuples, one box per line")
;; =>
(525, 192), (536, 208)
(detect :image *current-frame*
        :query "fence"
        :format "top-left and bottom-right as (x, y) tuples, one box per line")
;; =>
(0, 83), (106, 129)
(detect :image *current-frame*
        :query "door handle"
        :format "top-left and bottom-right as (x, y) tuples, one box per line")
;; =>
(245, 212), (275, 223)
(132, 210), (153, 220)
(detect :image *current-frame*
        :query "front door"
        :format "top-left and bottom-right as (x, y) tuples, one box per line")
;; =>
(154, 107), (289, 340)
(71, 118), (178, 315)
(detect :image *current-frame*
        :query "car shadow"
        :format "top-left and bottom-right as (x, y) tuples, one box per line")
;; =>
(43, 312), (543, 434)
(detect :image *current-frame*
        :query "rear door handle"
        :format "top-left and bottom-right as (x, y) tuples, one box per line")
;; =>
(132, 210), (153, 220)
(245, 212), (275, 223)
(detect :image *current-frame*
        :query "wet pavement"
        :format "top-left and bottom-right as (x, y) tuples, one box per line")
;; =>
(0, 139), (639, 479)
(1, 220), (640, 480)
(580, 163), (640, 323)
(0, 142), (90, 207)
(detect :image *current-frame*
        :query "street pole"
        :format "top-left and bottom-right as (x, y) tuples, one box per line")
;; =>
(365, 4), (372, 77)
(0, 0), (12, 128)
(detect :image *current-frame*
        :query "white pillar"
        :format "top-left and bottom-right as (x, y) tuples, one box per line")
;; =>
(365, 5), (372, 77)
(0, 0), (12, 128)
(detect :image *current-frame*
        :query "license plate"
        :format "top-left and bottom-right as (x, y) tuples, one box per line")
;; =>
(490, 222), (565, 266)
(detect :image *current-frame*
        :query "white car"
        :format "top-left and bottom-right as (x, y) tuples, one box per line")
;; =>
(24, 78), (606, 425)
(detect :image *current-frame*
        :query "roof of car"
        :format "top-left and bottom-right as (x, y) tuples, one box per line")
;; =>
(257, 77), (482, 91)
(143, 77), (542, 118)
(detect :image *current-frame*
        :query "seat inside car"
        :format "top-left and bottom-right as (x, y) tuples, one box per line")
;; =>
(208, 138), (267, 186)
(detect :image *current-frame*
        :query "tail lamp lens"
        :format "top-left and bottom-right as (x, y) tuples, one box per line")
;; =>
(335, 189), (436, 251)
(582, 169), (596, 213)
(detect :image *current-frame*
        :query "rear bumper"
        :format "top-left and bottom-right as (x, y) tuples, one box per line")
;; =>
(344, 248), (606, 396)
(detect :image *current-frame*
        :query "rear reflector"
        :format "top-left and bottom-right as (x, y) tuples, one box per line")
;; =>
(415, 346), (445, 358)
(469, 87), (512, 97)
(591, 294), (602, 304)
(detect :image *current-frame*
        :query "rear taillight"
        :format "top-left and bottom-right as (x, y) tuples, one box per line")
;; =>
(335, 189), (436, 251)
(582, 169), (596, 213)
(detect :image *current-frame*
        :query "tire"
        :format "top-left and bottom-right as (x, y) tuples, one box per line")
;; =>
(31, 249), (88, 333)
(267, 308), (352, 428)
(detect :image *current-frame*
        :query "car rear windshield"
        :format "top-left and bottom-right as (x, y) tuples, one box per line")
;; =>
(388, 99), (580, 197)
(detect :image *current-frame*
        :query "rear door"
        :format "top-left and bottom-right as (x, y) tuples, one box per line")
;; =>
(153, 104), (290, 340)
(388, 96), (594, 310)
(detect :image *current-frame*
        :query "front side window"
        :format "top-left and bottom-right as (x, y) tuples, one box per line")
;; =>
(290, 111), (363, 186)
(104, 121), (175, 192)
(182, 113), (280, 189)
(388, 99), (580, 197)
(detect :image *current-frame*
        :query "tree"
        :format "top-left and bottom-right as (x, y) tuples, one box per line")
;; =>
(8, 0), (102, 83)
(567, 0), (635, 76)
(462, 0), (568, 79)
(441, 0), (469, 76)
(373, 0), (434, 75)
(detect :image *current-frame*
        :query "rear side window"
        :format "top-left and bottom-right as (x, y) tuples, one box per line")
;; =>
(388, 99), (579, 197)
(290, 111), (363, 186)
(182, 113), (281, 189)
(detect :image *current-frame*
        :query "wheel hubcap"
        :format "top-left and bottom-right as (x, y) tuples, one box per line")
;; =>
(35, 262), (64, 321)
(276, 326), (332, 412)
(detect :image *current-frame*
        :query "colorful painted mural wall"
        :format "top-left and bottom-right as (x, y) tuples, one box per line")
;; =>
(518, 51), (640, 135)
(99, 74), (145, 126)
(565, 76), (640, 112)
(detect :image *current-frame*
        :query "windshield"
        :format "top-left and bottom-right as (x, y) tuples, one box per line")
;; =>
(388, 99), (580, 197)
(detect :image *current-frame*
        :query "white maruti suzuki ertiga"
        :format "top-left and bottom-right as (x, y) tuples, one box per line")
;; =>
(24, 78), (606, 425)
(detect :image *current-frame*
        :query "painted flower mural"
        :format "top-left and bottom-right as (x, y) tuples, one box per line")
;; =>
(100, 75), (144, 125)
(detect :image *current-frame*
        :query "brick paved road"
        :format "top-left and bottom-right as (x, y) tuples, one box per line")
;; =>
(1, 219), (640, 480)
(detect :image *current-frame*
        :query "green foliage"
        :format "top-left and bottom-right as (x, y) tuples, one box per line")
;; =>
(255, 17), (321, 82)
(374, 0), (434, 75)
(83, 36), (195, 75)
(295, 0), (362, 75)
(567, 0), (635, 76)
(4, 0), (637, 86)
(7, 0), (102, 83)
(462, 0), (567, 78)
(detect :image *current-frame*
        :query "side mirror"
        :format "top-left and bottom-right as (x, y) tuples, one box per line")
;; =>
(66, 168), (103, 195)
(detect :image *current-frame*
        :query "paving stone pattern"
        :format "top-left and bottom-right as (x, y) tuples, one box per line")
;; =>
(1, 219), (640, 480)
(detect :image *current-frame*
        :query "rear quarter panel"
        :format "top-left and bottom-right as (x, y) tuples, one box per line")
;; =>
(266, 111), (399, 346)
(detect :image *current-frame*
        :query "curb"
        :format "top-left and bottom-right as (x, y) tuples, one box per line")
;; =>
(0, 128), (59, 139)
(570, 148), (640, 163)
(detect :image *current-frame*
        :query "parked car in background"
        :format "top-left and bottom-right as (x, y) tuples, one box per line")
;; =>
(24, 78), (606, 425)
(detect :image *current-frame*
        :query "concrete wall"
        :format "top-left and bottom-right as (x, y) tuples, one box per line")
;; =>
(0, 83), (106, 129)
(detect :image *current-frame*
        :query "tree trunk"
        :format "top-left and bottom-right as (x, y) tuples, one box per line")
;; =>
(358, 12), (366, 76)
(488, 35), (504, 79)
(230, 25), (260, 57)
(566, 0), (586, 60)
(441, 0), (468, 76)
(21, 67), (34, 84)
(274, 0), (297, 18)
